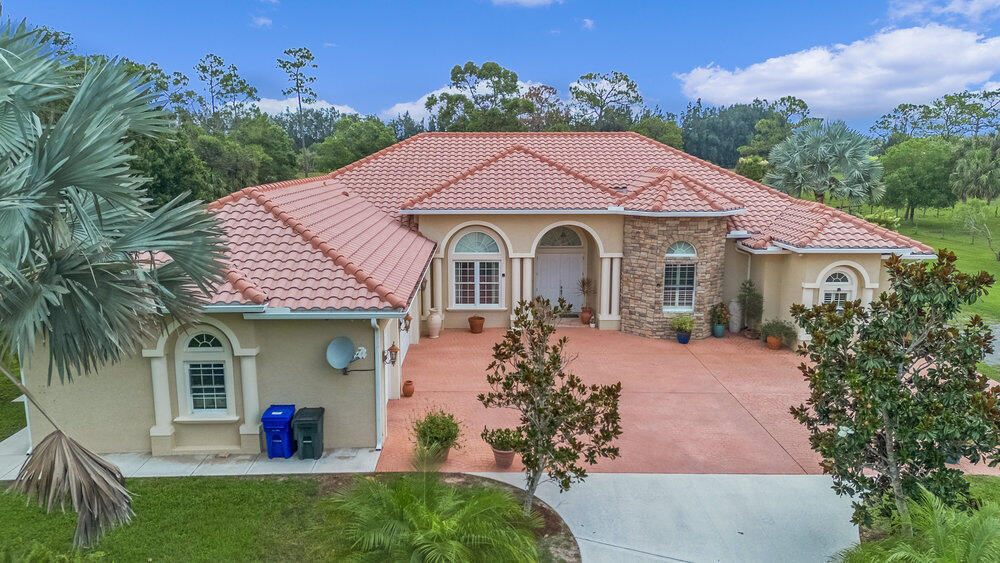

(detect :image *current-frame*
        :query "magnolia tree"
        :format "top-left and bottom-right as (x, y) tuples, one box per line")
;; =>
(790, 251), (997, 529)
(479, 297), (623, 513)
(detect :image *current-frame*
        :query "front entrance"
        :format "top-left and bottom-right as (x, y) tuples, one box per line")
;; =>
(535, 252), (585, 310)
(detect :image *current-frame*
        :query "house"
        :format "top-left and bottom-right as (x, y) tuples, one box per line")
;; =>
(21, 132), (933, 457)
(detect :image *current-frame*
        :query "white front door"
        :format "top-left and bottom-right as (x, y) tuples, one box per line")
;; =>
(535, 252), (586, 310)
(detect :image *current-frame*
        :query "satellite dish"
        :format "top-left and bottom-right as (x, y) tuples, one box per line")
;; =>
(326, 337), (356, 370)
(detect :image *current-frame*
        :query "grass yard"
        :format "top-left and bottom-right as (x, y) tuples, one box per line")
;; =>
(0, 473), (579, 562)
(0, 356), (26, 442)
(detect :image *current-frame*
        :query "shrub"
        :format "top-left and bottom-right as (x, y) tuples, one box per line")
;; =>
(760, 319), (796, 345)
(735, 155), (768, 182)
(837, 488), (1000, 562)
(863, 208), (901, 230)
(737, 280), (763, 330)
(709, 302), (730, 326)
(671, 314), (694, 334)
(413, 410), (461, 452)
(315, 473), (540, 562)
(482, 427), (522, 451)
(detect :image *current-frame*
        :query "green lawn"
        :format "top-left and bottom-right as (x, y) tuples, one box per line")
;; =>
(0, 356), (26, 442)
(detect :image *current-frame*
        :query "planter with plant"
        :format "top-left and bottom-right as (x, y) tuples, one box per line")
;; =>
(760, 319), (796, 350)
(468, 315), (485, 334)
(709, 303), (729, 338)
(482, 427), (522, 469)
(413, 409), (461, 461)
(577, 277), (596, 325)
(737, 280), (763, 338)
(671, 314), (694, 344)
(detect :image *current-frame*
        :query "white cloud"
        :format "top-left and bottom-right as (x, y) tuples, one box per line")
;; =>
(891, 0), (1000, 21)
(255, 97), (357, 115)
(675, 24), (1000, 120)
(491, 0), (562, 6)
(581, 18), (595, 30)
(250, 16), (272, 28)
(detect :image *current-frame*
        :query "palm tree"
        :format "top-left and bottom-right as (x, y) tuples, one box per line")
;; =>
(0, 15), (226, 546)
(766, 121), (884, 205)
(951, 139), (1000, 203)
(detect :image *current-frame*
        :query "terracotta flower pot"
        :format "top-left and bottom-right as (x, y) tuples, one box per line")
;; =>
(427, 308), (442, 338)
(468, 315), (485, 333)
(402, 380), (414, 397)
(580, 307), (593, 325)
(766, 336), (782, 350)
(492, 447), (515, 469)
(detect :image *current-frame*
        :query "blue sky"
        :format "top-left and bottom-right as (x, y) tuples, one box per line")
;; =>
(8, 0), (1000, 127)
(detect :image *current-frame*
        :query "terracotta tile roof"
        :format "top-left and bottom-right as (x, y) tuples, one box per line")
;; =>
(324, 132), (931, 253)
(206, 178), (435, 311)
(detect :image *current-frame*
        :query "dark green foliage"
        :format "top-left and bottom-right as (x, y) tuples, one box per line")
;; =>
(480, 297), (623, 512)
(271, 107), (341, 148)
(387, 111), (426, 140)
(951, 134), (1000, 203)
(570, 71), (642, 131)
(191, 130), (268, 193)
(791, 251), (997, 527)
(425, 61), (533, 132)
(670, 314), (694, 334)
(881, 137), (956, 221)
(481, 427), (522, 451)
(311, 115), (397, 172)
(413, 409), (461, 452)
(630, 115), (682, 149)
(737, 280), (763, 330)
(229, 114), (298, 183)
(681, 99), (771, 167)
(128, 132), (219, 206)
(735, 155), (768, 182)
(738, 96), (812, 158)
(760, 319), (795, 344)
(316, 472), (539, 562)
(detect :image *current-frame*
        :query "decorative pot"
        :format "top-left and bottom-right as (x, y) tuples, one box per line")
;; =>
(402, 380), (414, 397)
(589, 321), (596, 328)
(728, 298), (742, 333)
(468, 315), (485, 334)
(712, 325), (725, 338)
(766, 336), (782, 350)
(492, 447), (515, 469)
(677, 332), (691, 344)
(427, 308), (443, 338)
(580, 306), (594, 325)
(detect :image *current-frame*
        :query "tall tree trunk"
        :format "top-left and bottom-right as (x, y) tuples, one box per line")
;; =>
(881, 407), (911, 536)
(523, 466), (543, 514)
(296, 88), (309, 177)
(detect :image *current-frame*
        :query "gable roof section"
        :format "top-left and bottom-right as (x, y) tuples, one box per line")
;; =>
(206, 178), (435, 311)
(323, 132), (931, 254)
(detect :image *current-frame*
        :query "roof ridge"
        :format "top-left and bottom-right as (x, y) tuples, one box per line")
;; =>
(615, 169), (670, 205)
(796, 202), (836, 244)
(224, 268), (268, 305)
(242, 187), (408, 309)
(326, 132), (429, 179)
(401, 145), (523, 209)
(207, 175), (337, 210)
(511, 145), (623, 199)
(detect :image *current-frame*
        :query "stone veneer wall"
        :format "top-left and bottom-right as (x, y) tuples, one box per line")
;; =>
(620, 216), (728, 339)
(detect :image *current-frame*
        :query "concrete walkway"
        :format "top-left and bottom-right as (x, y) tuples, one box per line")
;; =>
(479, 473), (858, 563)
(0, 429), (380, 478)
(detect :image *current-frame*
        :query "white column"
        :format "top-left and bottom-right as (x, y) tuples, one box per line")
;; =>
(432, 257), (444, 312)
(862, 287), (875, 306)
(420, 279), (431, 318)
(238, 355), (260, 436)
(510, 258), (522, 306)
(149, 356), (173, 436)
(522, 257), (533, 303)
(600, 257), (612, 318)
(610, 257), (622, 318)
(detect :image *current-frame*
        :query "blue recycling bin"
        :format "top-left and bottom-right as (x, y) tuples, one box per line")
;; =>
(261, 404), (296, 459)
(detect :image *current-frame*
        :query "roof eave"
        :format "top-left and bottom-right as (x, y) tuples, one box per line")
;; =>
(401, 207), (746, 217)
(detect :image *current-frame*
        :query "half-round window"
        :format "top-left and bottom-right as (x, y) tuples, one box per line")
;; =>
(539, 226), (583, 248)
(821, 269), (856, 310)
(666, 241), (697, 258)
(825, 272), (850, 284)
(454, 231), (500, 254)
(187, 333), (223, 349)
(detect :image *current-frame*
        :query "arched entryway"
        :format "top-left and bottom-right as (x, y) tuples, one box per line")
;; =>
(534, 225), (588, 311)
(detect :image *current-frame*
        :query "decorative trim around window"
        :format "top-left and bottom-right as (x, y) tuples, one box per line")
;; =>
(174, 328), (236, 419)
(449, 229), (505, 309)
(663, 263), (696, 312)
(820, 269), (855, 310)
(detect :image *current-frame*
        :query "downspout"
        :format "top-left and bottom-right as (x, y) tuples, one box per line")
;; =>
(370, 318), (384, 450)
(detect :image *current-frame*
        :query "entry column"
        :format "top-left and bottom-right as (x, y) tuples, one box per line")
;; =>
(599, 257), (612, 319)
(522, 257), (533, 304)
(510, 258), (522, 319)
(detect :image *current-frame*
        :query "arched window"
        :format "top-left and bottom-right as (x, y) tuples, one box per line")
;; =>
(663, 241), (697, 311)
(176, 328), (233, 416)
(539, 226), (583, 248)
(451, 230), (503, 307)
(821, 270), (855, 310)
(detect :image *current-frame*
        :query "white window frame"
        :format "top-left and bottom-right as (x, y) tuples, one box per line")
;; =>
(820, 269), (855, 310)
(449, 230), (505, 310)
(662, 263), (697, 312)
(174, 327), (236, 419)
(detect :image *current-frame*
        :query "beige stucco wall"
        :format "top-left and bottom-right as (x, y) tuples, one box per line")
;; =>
(24, 314), (381, 455)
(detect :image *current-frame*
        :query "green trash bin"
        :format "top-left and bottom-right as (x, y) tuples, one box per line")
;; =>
(292, 407), (325, 460)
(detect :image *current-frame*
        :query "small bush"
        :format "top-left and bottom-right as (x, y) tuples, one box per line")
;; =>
(735, 155), (769, 182)
(709, 302), (730, 326)
(671, 314), (694, 334)
(863, 208), (901, 230)
(760, 319), (796, 345)
(482, 427), (522, 451)
(413, 409), (461, 451)
(737, 280), (763, 330)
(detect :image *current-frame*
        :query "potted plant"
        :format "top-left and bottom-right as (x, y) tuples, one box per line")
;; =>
(737, 280), (763, 338)
(577, 277), (596, 325)
(760, 319), (796, 350)
(413, 409), (461, 462)
(671, 314), (694, 344)
(468, 315), (485, 334)
(709, 302), (729, 338)
(481, 427), (521, 469)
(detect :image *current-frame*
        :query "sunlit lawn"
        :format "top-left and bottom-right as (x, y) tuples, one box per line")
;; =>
(0, 356), (25, 442)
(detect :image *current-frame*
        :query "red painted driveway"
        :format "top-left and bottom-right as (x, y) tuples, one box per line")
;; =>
(378, 327), (823, 474)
